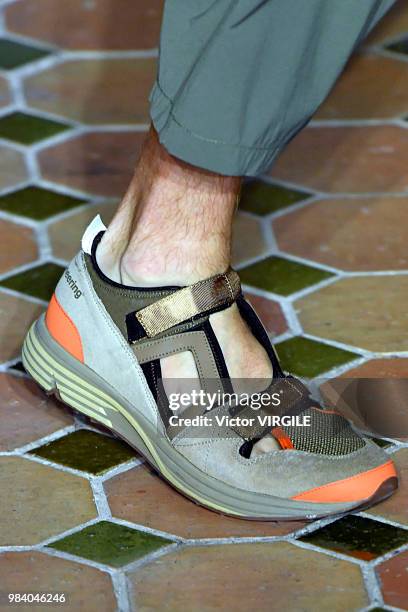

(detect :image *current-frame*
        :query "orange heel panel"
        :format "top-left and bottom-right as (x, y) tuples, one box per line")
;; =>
(45, 293), (84, 363)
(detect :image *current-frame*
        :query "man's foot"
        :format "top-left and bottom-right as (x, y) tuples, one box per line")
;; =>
(22, 217), (398, 520)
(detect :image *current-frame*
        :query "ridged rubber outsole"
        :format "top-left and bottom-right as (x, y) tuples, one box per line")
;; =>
(22, 317), (398, 521)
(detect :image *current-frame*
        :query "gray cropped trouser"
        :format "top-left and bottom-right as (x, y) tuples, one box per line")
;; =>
(150, 0), (395, 176)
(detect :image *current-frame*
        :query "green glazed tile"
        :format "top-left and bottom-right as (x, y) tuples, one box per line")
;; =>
(8, 360), (26, 374)
(0, 186), (86, 220)
(0, 39), (50, 70)
(371, 437), (392, 448)
(301, 515), (408, 560)
(275, 337), (357, 377)
(48, 520), (170, 567)
(30, 430), (136, 474)
(239, 256), (333, 296)
(387, 38), (408, 56)
(240, 180), (311, 216)
(0, 112), (70, 144)
(0, 262), (64, 301)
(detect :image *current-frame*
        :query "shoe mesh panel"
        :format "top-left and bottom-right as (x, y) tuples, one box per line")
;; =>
(282, 407), (365, 455)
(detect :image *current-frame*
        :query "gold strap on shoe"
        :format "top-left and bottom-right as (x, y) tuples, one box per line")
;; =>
(135, 268), (241, 338)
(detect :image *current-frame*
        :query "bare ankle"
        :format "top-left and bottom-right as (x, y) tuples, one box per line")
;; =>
(100, 127), (241, 286)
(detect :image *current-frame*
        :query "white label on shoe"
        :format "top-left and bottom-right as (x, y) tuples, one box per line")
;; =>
(81, 215), (107, 254)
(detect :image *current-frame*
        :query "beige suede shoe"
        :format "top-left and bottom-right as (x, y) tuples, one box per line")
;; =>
(22, 216), (397, 520)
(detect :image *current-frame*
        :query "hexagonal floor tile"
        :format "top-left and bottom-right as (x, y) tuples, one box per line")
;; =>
(301, 515), (408, 560)
(341, 358), (408, 379)
(0, 112), (71, 144)
(317, 54), (408, 119)
(0, 291), (43, 361)
(271, 126), (408, 193)
(127, 542), (368, 610)
(367, 448), (408, 526)
(387, 36), (408, 56)
(275, 336), (357, 377)
(273, 196), (408, 271)
(48, 520), (170, 568)
(0, 75), (11, 108)
(0, 456), (96, 545)
(0, 372), (72, 451)
(239, 256), (333, 296)
(105, 465), (306, 538)
(366, 1), (408, 45)
(231, 212), (268, 266)
(0, 218), (38, 274)
(0, 262), (64, 301)
(295, 276), (408, 352)
(25, 59), (156, 124)
(245, 291), (288, 337)
(0, 186), (86, 220)
(0, 38), (50, 70)
(38, 131), (146, 196)
(320, 359), (408, 441)
(0, 551), (115, 611)
(0, 145), (27, 190)
(30, 429), (137, 474)
(49, 201), (117, 260)
(5, 0), (163, 50)
(7, 360), (27, 374)
(377, 549), (408, 609)
(239, 180), (311, 216)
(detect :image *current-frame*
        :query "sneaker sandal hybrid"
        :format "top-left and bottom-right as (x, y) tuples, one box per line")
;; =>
(22, 216), (398, 520)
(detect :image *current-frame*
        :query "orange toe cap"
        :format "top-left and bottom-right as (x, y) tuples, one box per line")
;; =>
(291, 460), (397, 504)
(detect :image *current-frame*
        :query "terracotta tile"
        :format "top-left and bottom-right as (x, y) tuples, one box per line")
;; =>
(317, 55), (408, 120)
(38, 131), (145, 197)
(49, 201), (117, 260)
(0, 219), (38, 274)
(0, 456), (96, 545)
(341, 358), (408, 379)
(295, 276), (408, 352)
(0, 145), (27, 190)
(367, 449), (408, 525)
(127, 542), (368, 611)
(366, 0), (408, 45)
(377, 549), (408, 609)
(0, 292), (43, 362)
(320, 359), (408, 441)
(273, 196), (408, 271)
(24, 58), (156, 124)
(105, 465), (306, 539)
(244, 291), (287, 336)
(271, 126), (408, 193)
(0, 75), (11, 108)
(5, 0), (163, 50)
(231, 212), (268, 266)
(0, 551), (115, 611)
(0, 372), (72, 451)
(333, 359), (408, 441)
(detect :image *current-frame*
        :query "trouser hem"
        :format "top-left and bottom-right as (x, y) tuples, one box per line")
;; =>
(150, 82), (284, 177)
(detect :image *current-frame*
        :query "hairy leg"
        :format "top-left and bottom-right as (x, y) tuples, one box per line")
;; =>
(98, 128), (277, 453)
